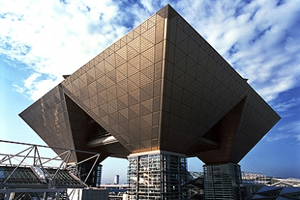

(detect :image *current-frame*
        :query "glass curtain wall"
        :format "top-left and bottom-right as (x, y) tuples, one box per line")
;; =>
(127, 151), (188, 199)
(204, 163), (242, 200)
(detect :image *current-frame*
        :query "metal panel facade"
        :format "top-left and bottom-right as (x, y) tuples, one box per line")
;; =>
(20, 5), (280, 164)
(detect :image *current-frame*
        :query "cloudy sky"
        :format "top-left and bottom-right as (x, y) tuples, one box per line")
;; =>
(1, 0), (300, 183)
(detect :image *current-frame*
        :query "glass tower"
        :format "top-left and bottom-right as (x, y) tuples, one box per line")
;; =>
(127, 150), (188, 199)
(203, 163), (243, 200)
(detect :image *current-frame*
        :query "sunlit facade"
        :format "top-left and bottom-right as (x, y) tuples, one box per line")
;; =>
(20, 5), (280, 199)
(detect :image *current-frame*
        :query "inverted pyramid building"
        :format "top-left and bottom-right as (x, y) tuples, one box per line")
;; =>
(20, 5), (280, 199)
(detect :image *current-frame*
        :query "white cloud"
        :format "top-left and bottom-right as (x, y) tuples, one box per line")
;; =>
(265, 121), (300, 142)
(273, 98), (300, 113)
(28, 78), (61, 100)
(265, 132), (293, 142)
(175, 0), (300, 102)
(0, 0), (137, 100)
(1, 0), (300, 105)
(24, 73), (40, 88)
(12, 72), (61, 100)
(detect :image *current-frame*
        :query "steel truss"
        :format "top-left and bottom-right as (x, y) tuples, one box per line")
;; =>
(0, 140), (100, 200)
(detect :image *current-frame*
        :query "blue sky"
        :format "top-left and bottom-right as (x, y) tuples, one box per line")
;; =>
(1, 0), (300, 183)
